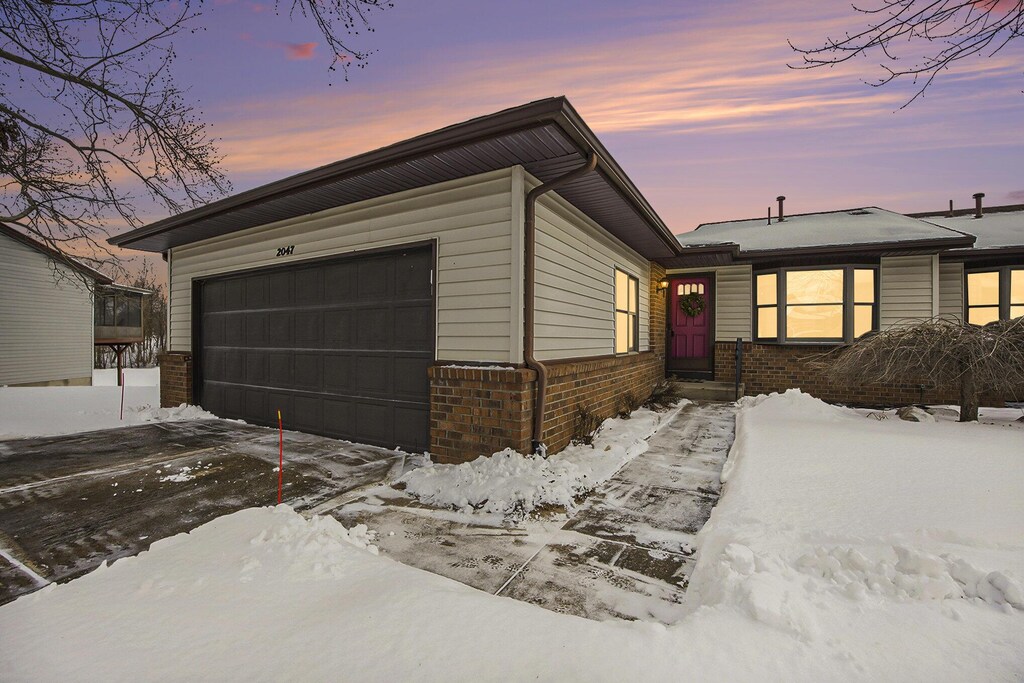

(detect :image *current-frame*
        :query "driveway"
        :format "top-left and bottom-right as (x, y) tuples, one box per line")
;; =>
(0, 420), (407, 605)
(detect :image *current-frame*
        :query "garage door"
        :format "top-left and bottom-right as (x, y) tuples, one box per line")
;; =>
(196, 245), (434, 452)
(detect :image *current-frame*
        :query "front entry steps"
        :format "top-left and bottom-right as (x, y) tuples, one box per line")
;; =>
(670, 380), (743, 402)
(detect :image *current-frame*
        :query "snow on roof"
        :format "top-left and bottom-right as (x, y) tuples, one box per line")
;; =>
(676, 207), (969, 253)
(918, 209), (1024, 251)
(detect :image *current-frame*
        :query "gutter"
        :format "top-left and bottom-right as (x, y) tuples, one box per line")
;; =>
(523, 152), (598, 455)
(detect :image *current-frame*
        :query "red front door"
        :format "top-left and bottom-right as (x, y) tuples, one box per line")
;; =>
(668, 276), (712, 373)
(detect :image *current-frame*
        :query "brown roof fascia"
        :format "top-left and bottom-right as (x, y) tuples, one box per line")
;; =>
(0, 223), (112, 284)
(109, 97), (681, 256)
(656, 244), (738, 268)
(735, 236), (977, 261)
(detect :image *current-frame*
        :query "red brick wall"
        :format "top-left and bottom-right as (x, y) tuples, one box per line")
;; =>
(428, 365), (535, 465)
(714, 341), (1009, 407)
(540, 352), (664, 454)
(428, 263), (669, 463)
(158, 351), (193, 408)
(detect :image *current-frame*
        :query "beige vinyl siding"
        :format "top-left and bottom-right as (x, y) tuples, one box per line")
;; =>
(532, 183), (650, 361)
(0, 233), (94, 385)
(879, 254), (936, 328)
(665, 264), (752, 341)
(938, 260), (964, 322)
(169, 169), (516, 363)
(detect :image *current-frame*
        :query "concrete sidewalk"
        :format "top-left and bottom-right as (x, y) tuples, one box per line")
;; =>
(332, 402), (737, 623)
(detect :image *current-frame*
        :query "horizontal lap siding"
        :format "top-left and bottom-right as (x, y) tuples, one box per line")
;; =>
(939, 260), (964, 322)
(533, 192), (650, 361)
(665, 264), (752, 341)
(880, 255), (936, 328)
(0, 234), (93, 385)
(169, 169), (516, 363)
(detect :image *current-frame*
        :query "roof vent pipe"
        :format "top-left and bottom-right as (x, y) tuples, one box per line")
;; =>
(973, 192), (985, 219)
(776, 196), (786, 222)
(946, 200), (954, 218)
(524, 152), (599, 455)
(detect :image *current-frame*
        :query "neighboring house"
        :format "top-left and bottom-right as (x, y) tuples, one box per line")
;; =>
(910, 200), (1024, 326)
(0, 224), (147, 387)
(106, 97), (1021, 462)
(669, 197), (1023, 405)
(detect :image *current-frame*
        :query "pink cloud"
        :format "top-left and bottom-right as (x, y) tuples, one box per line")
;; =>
(284, 42), (317, 60)
(238, 32), (317, 61)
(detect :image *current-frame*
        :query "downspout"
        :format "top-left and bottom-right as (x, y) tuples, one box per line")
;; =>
(523, 152), (598, 455)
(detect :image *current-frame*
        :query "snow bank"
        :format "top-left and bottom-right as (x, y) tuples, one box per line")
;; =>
(2, 390), (1022, 681)
(92, 367), (160, 386)
(691, 389), (1024, 650)
(398, 404), (686, 522)
(0, 384), (216, 439)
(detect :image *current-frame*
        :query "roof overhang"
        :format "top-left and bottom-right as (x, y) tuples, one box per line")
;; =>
(658, 244), (738, 269)
(0, 223), (112, 284)
(656, 235), (976, 269)
(109, 97), (680, 259)
(99, 282), (153, 295)
(737, 236), (976, 260)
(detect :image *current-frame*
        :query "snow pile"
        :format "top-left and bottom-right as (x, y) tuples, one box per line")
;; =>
(692, 388), (1024, 651)
(398, 404), (686, 521)
(2, 390), (1022, 680)
(135, 403), (217, 423)
(796, 545), (1023, 608)
(0, 384), (217, 439)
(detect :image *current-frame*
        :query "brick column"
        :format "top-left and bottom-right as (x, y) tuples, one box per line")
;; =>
(158, 351), (193, 408)
(428, 365), (535, 464)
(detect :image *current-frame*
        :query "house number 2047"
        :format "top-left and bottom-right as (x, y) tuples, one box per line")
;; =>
(276, 245), (295, 257)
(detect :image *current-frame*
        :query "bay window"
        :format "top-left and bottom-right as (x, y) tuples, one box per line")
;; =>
(966, 268), (1024, 325)
(754, 266), (877, 343)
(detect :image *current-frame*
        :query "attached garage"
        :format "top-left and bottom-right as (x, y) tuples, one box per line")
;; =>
(109, 97), (680, 463)
(195, 244), (434, 451)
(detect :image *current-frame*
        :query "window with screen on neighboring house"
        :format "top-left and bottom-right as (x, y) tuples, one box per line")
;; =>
(615, 268), (639, 354)
(754, 266), (877, 343)
(967, 268), (1024, 325)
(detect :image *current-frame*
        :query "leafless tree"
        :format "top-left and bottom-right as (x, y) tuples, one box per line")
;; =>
(818, 317), (1024, 421)
(1, 0), (391, 283)
(790, 1), (1024, 107)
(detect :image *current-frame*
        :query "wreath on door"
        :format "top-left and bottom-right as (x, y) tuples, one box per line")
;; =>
(679, 292), (706, 317)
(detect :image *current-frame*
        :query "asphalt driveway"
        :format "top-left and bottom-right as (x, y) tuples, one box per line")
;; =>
(0, 420), (407, 605)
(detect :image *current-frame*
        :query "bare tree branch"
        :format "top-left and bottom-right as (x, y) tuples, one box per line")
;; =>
(790, 0), (1024, 106)
(0, 0), (392, 283)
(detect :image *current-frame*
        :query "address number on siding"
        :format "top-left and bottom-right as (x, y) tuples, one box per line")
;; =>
(276, 245), (295, 257)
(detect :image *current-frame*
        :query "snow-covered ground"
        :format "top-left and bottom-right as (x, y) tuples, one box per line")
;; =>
(2, 389), (1021, 681)
(92, 367), (161, 386)
(0, 368), (214, 439)
(398, 403), (686, 522)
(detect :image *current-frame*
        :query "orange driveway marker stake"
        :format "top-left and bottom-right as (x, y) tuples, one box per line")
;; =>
(277, 410), (283, 504)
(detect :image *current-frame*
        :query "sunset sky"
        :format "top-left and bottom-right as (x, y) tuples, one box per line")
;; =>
(151, 0), (1023, 238)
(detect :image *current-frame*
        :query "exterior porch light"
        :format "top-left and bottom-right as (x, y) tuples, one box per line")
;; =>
(657, 279), (669, 293)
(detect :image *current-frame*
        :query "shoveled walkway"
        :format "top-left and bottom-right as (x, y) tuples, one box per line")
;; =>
(331, 402), (737, 623)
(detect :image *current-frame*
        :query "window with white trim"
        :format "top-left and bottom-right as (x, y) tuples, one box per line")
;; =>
(966, 268), (1024, 325)
(615, 269), (639, 354)
(754, 266), (877, 343)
